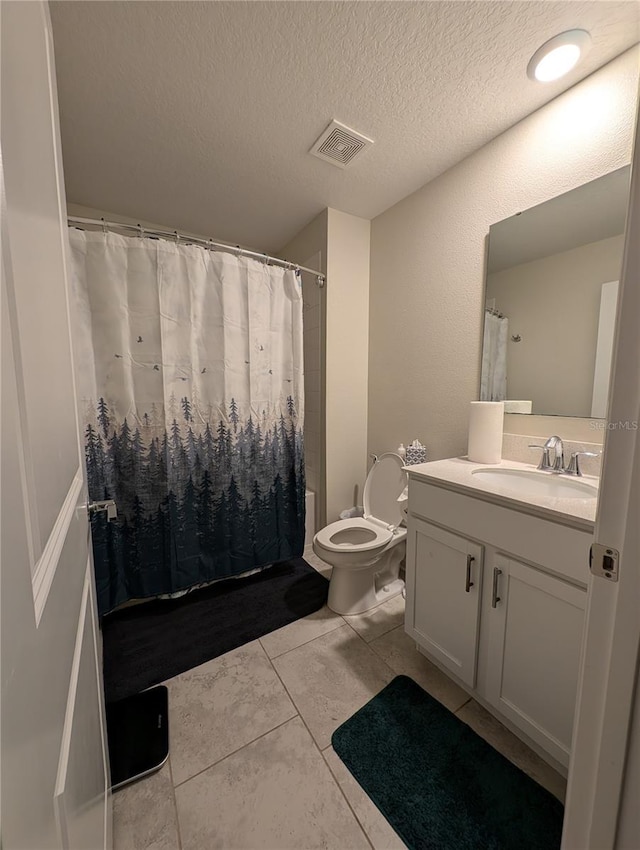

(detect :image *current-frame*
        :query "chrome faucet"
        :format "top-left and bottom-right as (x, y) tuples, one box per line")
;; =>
(529, 435), (565, 472)
(529, 437), (600, 476)
(565, 451), (599, 477)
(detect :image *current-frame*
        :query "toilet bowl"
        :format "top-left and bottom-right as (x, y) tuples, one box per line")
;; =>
(313, 452), (408, 615)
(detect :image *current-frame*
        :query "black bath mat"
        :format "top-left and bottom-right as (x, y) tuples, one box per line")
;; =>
(102, 558), (328, 702)
(332, 676), (564, 850)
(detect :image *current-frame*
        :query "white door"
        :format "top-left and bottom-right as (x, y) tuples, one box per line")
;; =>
(1, 3), (110, 849)
(486, 556), (586, 767)
(561, 104), (640, 846)
(405, 519), (483, 687)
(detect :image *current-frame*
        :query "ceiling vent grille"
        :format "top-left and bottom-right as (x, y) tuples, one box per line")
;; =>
(309, 120), (373, 169)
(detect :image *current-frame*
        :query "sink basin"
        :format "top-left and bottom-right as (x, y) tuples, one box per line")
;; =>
(471, 468), (598, 500)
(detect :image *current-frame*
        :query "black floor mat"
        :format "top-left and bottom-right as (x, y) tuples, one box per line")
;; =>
(102, 558), (328, 702)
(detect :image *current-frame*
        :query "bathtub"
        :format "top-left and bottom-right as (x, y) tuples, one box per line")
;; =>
(305, 489), (316, 547)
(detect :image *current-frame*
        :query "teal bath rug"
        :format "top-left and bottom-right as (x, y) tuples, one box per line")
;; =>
(332, 676), (564, 850)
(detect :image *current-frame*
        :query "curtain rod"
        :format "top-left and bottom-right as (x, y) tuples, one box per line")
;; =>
(67, 216), (326, 286)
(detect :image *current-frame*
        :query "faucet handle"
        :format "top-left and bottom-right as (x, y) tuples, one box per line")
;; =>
(565, 451), (600, 477)
(529, 444), (552, 471)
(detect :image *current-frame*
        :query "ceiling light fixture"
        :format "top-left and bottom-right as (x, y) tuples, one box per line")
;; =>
(527, 30), (591, 83)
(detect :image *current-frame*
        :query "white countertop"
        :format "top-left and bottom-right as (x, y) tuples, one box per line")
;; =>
(405, 457), (598, 531)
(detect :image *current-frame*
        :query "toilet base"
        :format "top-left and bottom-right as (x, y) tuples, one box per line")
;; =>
(327, 558), (405, 616)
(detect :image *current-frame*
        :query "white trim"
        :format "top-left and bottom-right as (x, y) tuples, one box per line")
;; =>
(53, 568), (89, 847)
(87, 568), (111, 849)
(32, 467), (83, 625)
(0, 169), (41, 574)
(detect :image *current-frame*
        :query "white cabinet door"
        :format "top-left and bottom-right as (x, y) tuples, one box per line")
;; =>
(486, 555), (586, 767)
(1, 3), (109, 848)
(405, 519), (483, 687)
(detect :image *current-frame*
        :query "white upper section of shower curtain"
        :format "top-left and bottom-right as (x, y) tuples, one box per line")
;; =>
(68, 229), (304, 428)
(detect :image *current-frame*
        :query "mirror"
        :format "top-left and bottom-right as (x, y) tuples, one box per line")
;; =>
(481, 166), (630, 417)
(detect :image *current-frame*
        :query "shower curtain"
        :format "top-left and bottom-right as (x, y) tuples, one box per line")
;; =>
(480, 310), (508, 401)
(70, 230), (305, 615)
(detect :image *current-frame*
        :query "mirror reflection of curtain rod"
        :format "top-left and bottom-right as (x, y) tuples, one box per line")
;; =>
(485, 297), (505, 318)
(485, 305), (505, 318)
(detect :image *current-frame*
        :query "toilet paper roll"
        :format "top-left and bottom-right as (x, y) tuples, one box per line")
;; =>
(468, 402), (504, 463)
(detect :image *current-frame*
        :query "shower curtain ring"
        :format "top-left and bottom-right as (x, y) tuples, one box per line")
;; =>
(174, 230), (180, 244)
(137, 223), (144, 239)
(101, 217), (107, 234)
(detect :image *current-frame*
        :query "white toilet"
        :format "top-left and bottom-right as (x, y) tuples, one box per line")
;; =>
(313, 452), (408, 616)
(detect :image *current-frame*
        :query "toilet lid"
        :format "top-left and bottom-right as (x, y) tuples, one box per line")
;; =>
(363, 452), (407, 527)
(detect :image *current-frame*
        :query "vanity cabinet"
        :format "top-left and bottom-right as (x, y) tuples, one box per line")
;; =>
(405, 475), (592, 770)
(485, 555), (586, 765)
(409, 520), (483, 688)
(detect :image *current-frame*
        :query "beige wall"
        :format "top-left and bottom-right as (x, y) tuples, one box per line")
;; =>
(325, 209), (370, 521)
(278, 209), (370, 525)
(368, 47), (639, 460)
(488, 234), (625, 416)
(279, 209), (370, 524)
(277, 213), (328, 525)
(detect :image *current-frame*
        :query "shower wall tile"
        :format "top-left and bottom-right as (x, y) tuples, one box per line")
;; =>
(305, 390), (320, 414)
(305, 369), (321, 395)
(304, 305), (321, 331)
(304, 340), (321, 372)
(306, 464), (319, 494)
(303, 281), (320, 309)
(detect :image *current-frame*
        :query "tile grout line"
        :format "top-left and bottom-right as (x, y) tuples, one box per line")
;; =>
(166, 755), (184, 850)
(265, 639), (376, 850)
(258, 612), (346, 661)
(342, 619), (400, 680)
(169, 639), (299, 790)
(455, 697), (473, 714)
(172, 713), (299, 790)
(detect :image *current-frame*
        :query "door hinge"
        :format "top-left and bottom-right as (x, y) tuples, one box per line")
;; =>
(88, 499), (118, 521)
(590, 543), (619, 582)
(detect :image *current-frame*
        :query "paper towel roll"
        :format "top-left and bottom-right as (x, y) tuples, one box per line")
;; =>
(468, 402), (504, 463)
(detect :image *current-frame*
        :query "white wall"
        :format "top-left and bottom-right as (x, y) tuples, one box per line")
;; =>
(487, 234), (625, 416)
(368, 47), (639, 460)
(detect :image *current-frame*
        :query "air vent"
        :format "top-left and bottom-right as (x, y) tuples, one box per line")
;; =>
(309, 120), (374, 169)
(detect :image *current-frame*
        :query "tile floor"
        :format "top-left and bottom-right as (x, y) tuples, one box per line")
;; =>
(112, 549), (566, 850)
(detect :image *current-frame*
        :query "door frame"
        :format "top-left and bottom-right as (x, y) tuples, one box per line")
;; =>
(561, 97), (640, 848)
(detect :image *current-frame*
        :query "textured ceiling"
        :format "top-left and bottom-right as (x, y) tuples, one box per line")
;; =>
(50, 1), (640, 253)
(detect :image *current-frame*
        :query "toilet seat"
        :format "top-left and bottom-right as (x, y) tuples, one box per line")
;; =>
(314, 517), (393, 553)
(314, 453), (407, 555)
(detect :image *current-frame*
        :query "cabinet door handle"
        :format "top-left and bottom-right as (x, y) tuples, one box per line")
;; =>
(492, 568), (502, 608)
(465, 555), (475, 592)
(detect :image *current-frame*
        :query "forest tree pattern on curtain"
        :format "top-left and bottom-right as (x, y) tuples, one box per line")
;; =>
(86, 395), (304, 615)
(69, 229), (305, 616)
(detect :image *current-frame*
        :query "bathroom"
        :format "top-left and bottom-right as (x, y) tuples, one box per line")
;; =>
(2, 2), (640, 849)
